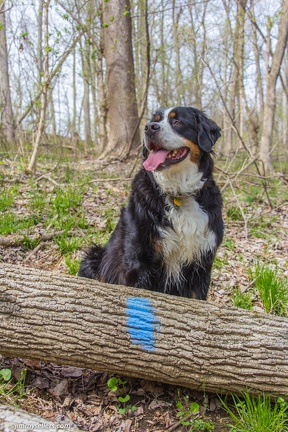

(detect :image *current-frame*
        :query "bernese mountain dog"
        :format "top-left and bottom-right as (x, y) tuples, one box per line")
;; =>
(79, 106), (224, 300)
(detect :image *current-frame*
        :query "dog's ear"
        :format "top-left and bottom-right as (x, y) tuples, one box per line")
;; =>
(197, 113), (221, 152)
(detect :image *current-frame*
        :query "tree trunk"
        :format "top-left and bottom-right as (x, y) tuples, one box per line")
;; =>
(26, 0), (50, 174)
(221, 0), (232, 156)
(225, 0), (247, 155)
(102, 0), (140, 159)
(0, 3), (15, 144)
(80, 37), (91, 152)
(96, 34), (108, 155)
(259, 0), (288, 173)
(1, 264), (288, 398)
(284, 47), (288, 160)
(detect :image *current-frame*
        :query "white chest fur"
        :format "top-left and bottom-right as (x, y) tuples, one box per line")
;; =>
(159, 196), (216, 284)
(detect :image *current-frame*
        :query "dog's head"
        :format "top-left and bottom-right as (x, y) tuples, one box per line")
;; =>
(143, 107), (221, 172)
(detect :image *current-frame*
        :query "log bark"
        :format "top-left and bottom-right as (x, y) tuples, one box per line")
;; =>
(0, 263), (288, 398)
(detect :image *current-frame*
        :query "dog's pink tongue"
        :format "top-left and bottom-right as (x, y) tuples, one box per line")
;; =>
(143, 149), (169, 171)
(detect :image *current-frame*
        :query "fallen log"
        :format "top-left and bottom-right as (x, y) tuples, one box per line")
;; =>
(0, 263), (288, 398)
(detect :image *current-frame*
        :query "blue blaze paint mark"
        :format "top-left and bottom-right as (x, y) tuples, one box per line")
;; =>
(126, 297), (160, 352)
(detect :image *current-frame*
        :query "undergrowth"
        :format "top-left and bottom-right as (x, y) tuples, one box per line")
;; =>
(221, 392), (288, 432)
(249, 264), (288, 316)
(0, 368), (27, 405)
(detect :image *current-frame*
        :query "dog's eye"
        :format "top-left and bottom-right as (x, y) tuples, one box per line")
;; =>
(173, 119), (183, 127)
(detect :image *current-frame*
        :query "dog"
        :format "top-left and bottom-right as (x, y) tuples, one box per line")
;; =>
(79, 106), (223, 300)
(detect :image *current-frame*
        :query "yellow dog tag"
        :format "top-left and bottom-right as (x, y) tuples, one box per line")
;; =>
(173, 197), (181, 207)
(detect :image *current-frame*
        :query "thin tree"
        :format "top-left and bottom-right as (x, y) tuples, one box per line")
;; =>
(0, 1), (15, 144)
(259, 0), (288, 173)
(283, 47), (288, 160)
(26, 0), (51, 174)
(80, 36), (91, 152)
(225, 0), (247, 155)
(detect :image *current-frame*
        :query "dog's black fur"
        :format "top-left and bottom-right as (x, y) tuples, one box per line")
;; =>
(79, 107), (223, 300)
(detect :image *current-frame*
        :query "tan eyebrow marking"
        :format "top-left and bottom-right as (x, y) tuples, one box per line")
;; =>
(169, 111), (176, 119)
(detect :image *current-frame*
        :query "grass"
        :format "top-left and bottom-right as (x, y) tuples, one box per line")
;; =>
(0, 212), (41, 236)
(52, 186), (85, 215)
(249, 215), (279, 239)
(0, 368), (27, 405)
(0, 162), (125, 275)
(226, 206), (245, 222)
(0, 185), (18, 211)
(231, 287), (253, 310)
(221, 238), (236, 251)
(55, 235), (85, 255)
(221, 392), (288, 432)
(64, 256), (81, 275)
(250, 264), (288, 316)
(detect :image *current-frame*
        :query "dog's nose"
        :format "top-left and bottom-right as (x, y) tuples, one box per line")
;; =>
(145, 122), (160, 134)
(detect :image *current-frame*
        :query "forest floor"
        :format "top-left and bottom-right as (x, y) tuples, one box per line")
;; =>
(0, 155), (288, 431)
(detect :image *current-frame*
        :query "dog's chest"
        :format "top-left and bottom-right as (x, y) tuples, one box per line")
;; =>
(159, 197), (216, 278)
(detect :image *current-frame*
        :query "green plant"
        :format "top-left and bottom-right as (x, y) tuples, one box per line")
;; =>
(231, 287), (253, 310)
(21, 236), (41, 250)
(28, 190), (47, 214)
(249, 215), (278, 239)
(0, 186), (18, 211)
(0, 212), (40, 235)
(103, 208), (117, 233)
(250, 264), (288, 316)
(213, 256), (228, 270)
(52, 186), (84, 216)
(176, 391), (215, 431)
(221, 392), (288, 432)
(48, 186), (87, 232)
(222, 238), (236, 250)
(107, 377), (137, 415)
(226, 207), (245, 221)
(55, 236), (84, 255)
(64, 256), (80, 275)
(0, 368), (12, 381)
(0, 368), (27, 404)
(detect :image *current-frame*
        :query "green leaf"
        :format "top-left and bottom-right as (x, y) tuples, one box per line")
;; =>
(0, 368), (12, 381)
(107, 377), (118, 391)
(180, 420), (190, 426)
(189, 401), (200, 413)
(118, 407), (127, 415)
(118, 394), (130, 403)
